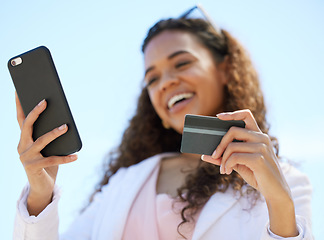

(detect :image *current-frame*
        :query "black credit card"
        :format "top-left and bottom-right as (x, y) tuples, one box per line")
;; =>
(180, 114), (245, 155)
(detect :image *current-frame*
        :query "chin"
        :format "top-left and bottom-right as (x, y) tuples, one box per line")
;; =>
(170, 121), (185, 134)
(176, 126), (184, 134)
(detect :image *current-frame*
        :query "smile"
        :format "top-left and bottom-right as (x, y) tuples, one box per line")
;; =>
(167, 92), (194, 109)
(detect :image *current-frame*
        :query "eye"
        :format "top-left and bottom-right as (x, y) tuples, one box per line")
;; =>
(175, 60), (191, 69)
(146, 76), (159, 87)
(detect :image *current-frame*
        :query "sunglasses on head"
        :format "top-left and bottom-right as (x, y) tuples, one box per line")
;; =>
(179, 4), (221, 35)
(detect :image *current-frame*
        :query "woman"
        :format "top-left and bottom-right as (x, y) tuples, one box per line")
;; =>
(13, 9), (312, 240)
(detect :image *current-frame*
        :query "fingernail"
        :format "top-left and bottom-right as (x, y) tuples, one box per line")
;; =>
(220, 164), (223, 174)
(58, 124), (67, 131)
(217, 112), (232, 117)
(38, 99), (45, 106)
(201, 155), (205, 161)
(212, 150), (217, 159)
(69, 155), (78, 161)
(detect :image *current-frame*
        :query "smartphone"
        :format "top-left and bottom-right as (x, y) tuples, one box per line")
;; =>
(180, 114), (245, 155)
(8, 46), (82, 157)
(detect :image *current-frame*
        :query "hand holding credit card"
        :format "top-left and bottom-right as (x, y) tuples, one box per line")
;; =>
(180, 114), (245, 155)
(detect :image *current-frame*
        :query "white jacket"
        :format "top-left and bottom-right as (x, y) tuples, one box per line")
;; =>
(13, 153), (313, 240)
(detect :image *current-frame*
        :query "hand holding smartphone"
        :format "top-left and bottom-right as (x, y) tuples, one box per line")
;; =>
(180, 114), (245, 155)
(8, 46), (82, 157)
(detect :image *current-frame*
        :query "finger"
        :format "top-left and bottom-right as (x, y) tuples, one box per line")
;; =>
(217, 109), (261, 132)
(20, 99), (47, 141)
(15, 92), (25, 130)
(222, 152), (266, 190)
(25, 154), (78, 170)
(213, 127), (269, 160)
(42, 155), (78, 168)
(220, 142), (270, 174)
(224, 152), (263, 175)
(33, 124), (68, 152)
(222, 142), (269, 164)
(201, 154), (221, 166)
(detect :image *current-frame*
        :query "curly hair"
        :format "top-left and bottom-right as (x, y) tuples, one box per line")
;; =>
(92, 18), (279, 238)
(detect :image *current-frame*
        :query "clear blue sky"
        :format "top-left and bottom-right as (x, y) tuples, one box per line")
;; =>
(0, 0), (323, 238)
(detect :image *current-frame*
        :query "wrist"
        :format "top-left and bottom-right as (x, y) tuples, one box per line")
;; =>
(27, 190), (53, 216)
(266, 196), (298, 237)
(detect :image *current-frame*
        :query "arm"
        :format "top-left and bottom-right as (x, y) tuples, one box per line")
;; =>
(14, 183), (107, 240)
(13, 93), (77, 239)
(13, 184), (61, 240)
(261, 166), (313, 239)
(15, 93), (78, 216)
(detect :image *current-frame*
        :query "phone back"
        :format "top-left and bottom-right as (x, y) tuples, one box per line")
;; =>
(8, 46), (82, 157)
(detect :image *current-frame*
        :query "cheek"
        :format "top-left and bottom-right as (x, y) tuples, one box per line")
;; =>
(148, 90), (157, 106)
(148, 90), (163, 116)
(200, 79), (226, 111)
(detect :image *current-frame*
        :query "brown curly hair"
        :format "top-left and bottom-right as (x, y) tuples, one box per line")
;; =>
(92, 18), (279, 238)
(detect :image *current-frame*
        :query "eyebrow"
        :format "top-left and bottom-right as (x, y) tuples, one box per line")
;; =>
(144, 50), (190, 77)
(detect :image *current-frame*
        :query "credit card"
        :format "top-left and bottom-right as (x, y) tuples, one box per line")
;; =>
(180, 114), (245, 155)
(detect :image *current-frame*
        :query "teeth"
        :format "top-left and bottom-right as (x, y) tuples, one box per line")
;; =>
(168, 93), (194, 109)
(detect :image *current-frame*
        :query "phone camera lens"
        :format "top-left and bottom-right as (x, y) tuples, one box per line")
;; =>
(11, 57), (22, 66)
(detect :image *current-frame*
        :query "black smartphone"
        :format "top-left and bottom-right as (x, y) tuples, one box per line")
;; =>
(180, 114), (245, 155)
(8, 46), (82, 157)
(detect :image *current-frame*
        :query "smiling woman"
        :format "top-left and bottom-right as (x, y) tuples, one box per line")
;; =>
(12, 5), (312, 240)
(144, 30), (228, 133)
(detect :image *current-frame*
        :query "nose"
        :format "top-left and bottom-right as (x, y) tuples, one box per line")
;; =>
(159, 71), (179, 91)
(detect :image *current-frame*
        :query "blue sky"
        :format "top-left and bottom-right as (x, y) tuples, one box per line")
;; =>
(0, 0), (323, 238)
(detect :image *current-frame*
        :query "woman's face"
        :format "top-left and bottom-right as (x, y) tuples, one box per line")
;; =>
(144, 30), (227, 133)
